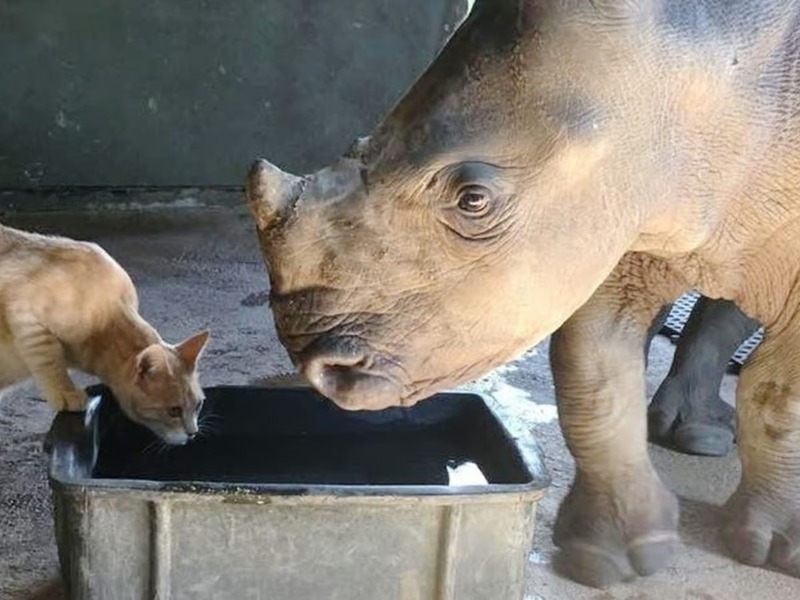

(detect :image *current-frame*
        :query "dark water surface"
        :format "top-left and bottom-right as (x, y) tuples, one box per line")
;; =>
(91, 387), (530, 487)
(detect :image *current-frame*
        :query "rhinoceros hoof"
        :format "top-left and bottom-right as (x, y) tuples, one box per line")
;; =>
(648, 376), (735, 457)
(552, 477), (679, 587)
(723, 490), (800, 576)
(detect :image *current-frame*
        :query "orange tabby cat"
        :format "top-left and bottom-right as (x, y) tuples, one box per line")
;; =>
(0, 223), (210, 445)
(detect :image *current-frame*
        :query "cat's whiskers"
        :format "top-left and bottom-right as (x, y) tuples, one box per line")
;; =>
(199, 410), (223, 422)
(140, 439), (162, 456)
(197, 412), (223, 437)
(141, 437), (173, 457)
(153, 440), (171, 457)
(199, 411), (224, 425)
(197, 422), (222, 437)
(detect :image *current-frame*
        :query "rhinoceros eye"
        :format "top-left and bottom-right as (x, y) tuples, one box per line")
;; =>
(457, 185), (492, 215)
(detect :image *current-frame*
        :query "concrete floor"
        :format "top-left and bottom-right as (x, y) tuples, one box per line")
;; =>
(1, 202), (799, 599)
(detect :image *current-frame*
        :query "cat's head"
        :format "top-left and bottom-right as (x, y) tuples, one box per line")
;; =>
(116, 330), (211, 445)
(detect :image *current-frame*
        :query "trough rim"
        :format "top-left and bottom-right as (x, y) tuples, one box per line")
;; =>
(45, 385), (551, 503)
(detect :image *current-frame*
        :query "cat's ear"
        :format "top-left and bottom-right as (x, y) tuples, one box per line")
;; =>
(136, 345), (171, 380)
(175, 330), (210, 369)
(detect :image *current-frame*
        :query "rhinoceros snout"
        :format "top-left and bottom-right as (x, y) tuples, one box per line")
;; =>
(245, 158), (303, 230)
(299, 336), (404, 411)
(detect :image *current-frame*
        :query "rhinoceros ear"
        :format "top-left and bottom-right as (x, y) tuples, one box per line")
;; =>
(245, 159), (303, 231)
(343, 136), (371, 161)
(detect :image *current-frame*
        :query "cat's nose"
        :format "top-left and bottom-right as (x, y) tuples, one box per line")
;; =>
(184, 418), (199, 438)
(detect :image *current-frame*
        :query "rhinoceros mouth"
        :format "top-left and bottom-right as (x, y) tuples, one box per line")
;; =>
(296, 335), (410, 411)
(305, 363), (405, 411)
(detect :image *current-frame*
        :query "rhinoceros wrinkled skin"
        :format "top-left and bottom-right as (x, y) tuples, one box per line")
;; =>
(647, 296), (760, 456)
(246, 0), (800, 588)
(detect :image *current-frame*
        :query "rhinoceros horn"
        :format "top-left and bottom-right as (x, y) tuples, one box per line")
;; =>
(245, 159), (303, 231)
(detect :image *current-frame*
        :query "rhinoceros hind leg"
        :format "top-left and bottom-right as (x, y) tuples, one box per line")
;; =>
(648, 380), (735, 456)
(722, 330), (800, 576)
(648, 297), (759, 457)
(672, 406), (735, 456)
(550, 254), (685, 587)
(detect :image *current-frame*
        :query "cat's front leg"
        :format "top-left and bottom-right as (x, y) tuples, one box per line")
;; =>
(55, 388), (89, 411)
(11, 318), (88, 412)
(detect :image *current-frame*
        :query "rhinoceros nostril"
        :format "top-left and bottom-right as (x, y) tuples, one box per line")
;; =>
(303, 350), (366, 392)
(320, 364), (361, 394)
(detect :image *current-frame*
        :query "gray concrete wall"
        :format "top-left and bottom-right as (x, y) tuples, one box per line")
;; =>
(0, 0), (467, 188)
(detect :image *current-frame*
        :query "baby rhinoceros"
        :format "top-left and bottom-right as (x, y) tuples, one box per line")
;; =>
(246, 0), (800, 589)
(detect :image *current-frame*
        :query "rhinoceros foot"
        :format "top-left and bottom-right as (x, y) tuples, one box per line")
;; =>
(552, 471), (679, 587)
(648, 375), (735, 457)
(722, 486), (800, 576)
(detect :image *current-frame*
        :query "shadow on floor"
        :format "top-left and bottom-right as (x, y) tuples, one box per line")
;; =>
(11, 578), (63, 600)
(677, 495), (729, 558)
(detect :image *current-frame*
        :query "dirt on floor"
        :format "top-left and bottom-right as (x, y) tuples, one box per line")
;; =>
(0, 204), (799, 599)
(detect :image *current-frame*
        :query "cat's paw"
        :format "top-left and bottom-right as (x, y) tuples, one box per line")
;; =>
(53, 389), (89, 412)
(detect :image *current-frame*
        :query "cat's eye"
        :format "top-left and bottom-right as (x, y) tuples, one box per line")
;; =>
(168, 406), (182, 418)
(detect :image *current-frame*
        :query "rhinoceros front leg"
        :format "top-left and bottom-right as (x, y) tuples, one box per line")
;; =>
(649, 297), (760, 457)
(550, 254), (684, 588)
(723, 328), (800, 576)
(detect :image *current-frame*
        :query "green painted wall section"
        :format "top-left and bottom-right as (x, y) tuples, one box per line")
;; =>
(0, 0), (467, 188)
